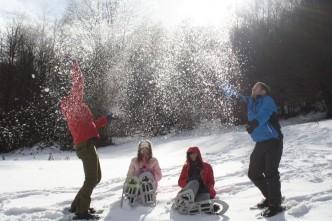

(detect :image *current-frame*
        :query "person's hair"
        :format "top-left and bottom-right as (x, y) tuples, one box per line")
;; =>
(255, 82), (271, 94)
(137, 140), (153, 162)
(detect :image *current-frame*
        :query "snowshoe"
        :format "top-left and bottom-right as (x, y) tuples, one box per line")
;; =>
(198, 199), (229, 215)
(138, 172), (157, 207)
(121, 176), (140, 208)
(172, 192), (229, 216)
(172, 189), (195, 211)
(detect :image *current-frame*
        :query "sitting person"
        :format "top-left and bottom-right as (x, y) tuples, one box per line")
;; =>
(175, 146), (219, 214)
(123, 140), (162, 206)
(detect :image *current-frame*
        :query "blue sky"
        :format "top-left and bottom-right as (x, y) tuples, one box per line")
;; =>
(0, 0), (69, 25)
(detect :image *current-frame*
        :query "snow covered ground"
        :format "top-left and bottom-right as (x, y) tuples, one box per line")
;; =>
(1, 118), (332, 221)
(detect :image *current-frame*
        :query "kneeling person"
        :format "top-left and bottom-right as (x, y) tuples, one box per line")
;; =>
(122, 140), (162, 207)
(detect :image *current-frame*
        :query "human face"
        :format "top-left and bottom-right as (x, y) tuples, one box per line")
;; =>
(189, 152), (198, 161)
(251, 83), (266, 98)
(139, 145), (150, 158)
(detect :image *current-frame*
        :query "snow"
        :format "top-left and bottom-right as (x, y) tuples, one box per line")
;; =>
(1, 119), (332, 221)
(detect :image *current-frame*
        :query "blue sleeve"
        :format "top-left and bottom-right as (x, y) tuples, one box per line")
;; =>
(239, 95), (249, 103)
(255, 96), (277, 126)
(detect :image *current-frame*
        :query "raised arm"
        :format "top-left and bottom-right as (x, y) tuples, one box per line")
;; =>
(218, 84), (248, 103)
(69, 62), (84, 103)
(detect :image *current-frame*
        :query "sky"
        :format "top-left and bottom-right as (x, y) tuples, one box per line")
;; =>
(131, 0), (251, 28)
(0, 0), (69, 27)
(0, 0), (252, 29)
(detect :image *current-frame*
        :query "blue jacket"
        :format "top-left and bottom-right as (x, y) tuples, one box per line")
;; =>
(241, 95), (281, 142)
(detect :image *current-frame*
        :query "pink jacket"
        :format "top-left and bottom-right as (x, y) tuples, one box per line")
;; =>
(127, 157), (162, 182)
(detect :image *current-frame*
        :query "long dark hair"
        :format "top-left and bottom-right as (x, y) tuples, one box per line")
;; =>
(137, 140), (153, 162)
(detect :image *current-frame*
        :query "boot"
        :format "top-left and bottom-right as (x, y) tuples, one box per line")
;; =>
(69, 207), (96, 214)
(261, 205), (285, 217)
(72, 213), (100, 220)
(256, 198), (269, 209)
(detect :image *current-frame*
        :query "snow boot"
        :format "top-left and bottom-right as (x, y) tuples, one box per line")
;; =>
(261, 205), (285, 217)
(72, 213), (100, 220)
(256, 198), (269, 209)
(69, 207), (96, 214)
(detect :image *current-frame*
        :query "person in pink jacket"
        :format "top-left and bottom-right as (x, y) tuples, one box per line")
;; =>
(127, 140), (162, 183)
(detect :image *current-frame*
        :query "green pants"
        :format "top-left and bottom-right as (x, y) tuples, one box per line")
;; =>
(71, 140), (102, 215)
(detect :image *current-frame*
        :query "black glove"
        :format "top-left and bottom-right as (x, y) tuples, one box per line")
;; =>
(106, 112), (119, 123)
(106, 112), (113, 123)
(246, 119), (259, 134)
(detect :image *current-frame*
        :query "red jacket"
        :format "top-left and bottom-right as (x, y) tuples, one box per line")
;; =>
(178, 146), (216, 199)
(60, 62), (108, 146)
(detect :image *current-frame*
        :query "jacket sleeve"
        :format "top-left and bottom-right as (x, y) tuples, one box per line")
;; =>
(94, 116), (108, 129)
(69, 62), (84, 103)
(239, 95), (249, 103)
(207, 164), (215, 189)
(178, 165), (188, 188)
(255, 96), (277, 126)
(127, 159), (136, 177)
(206, 164), (216, 198)
(153, 159), (162, 182)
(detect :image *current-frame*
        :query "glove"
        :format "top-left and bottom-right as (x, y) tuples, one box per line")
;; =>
(218, 84), (239, 98)
(246, 119), (259, 134)
(107, 112), (113, 123)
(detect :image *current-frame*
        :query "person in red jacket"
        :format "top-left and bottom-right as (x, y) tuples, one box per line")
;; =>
(60, 60), (114, 220)
(178, 146), (216, 202)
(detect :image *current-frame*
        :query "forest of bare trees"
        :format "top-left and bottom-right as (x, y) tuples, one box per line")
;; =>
(0, 0), (331, 151)
(231, 0), (332, 117)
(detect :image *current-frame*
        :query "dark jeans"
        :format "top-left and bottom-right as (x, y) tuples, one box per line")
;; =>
(248, 139), (283, 206)
(71, 140), (102, 215)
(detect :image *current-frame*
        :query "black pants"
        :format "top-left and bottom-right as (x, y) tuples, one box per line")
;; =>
(248, 139), (283, 206)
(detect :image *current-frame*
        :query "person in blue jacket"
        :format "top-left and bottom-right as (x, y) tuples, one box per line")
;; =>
(221, 82), (284, 217)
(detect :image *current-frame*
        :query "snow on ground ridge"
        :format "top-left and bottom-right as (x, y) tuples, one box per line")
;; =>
(0, 119), (332, 220)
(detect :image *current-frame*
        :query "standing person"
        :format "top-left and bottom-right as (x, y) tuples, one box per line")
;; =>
(177, 147), (218, 211)
(60, 60), (115, 220)
(222, 82), (284, 217)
